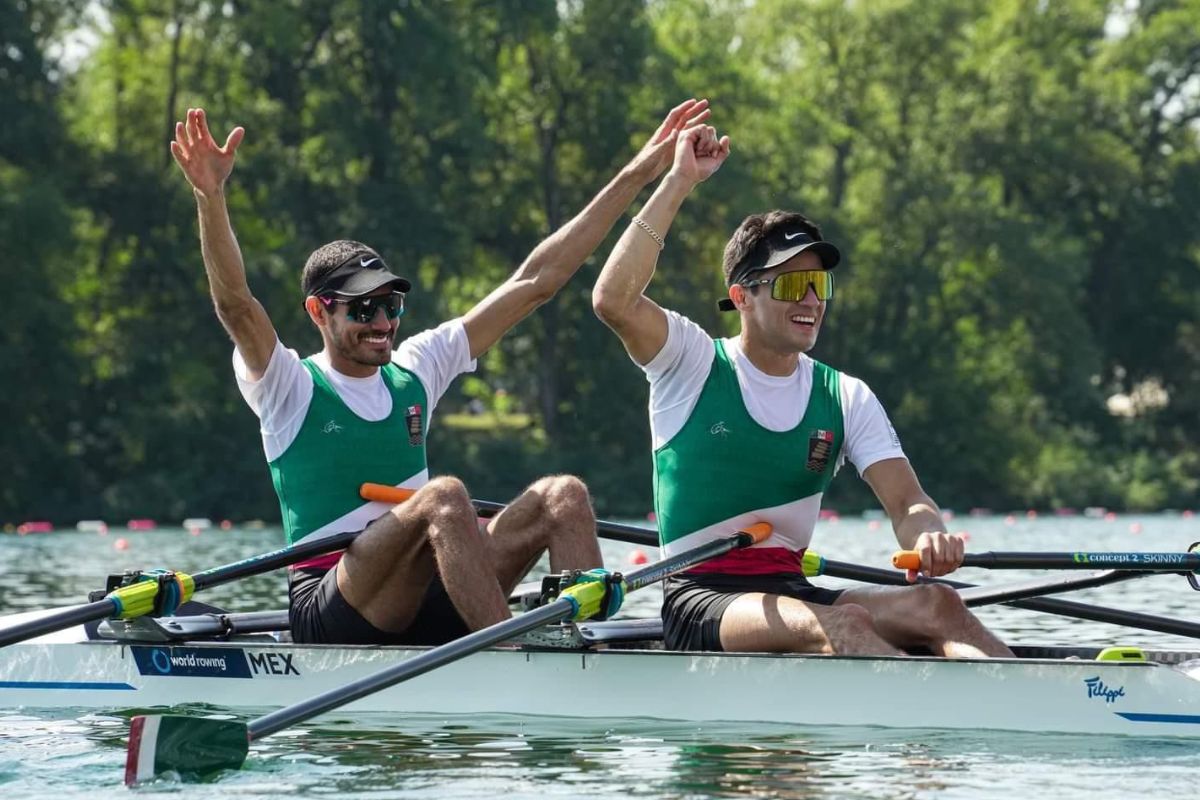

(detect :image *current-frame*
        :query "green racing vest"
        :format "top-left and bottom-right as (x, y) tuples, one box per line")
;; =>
(653, 340), (844, 556)
(268, 359), (429, 546)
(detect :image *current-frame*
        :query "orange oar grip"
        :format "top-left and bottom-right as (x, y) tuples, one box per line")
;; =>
(893, 551), (921, 570)
(740, 522), (773, 545)
(359, 483), (417, 505)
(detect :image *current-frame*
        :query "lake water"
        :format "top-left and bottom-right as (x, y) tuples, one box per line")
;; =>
(1, 512), (1198, 798)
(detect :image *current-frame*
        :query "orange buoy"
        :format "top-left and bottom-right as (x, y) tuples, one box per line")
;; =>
(628, 549), (649, 565)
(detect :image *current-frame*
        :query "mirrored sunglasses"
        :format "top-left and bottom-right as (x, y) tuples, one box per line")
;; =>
(319, 291), (406, 323)
(741, 269), (834, 302)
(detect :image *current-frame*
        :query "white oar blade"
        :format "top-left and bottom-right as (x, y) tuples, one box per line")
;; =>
(124, 714), (249, 785)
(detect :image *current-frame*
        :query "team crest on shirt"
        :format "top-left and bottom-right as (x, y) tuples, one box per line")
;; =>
(406, 404), (424, 446)
(806, 429), (835, 473)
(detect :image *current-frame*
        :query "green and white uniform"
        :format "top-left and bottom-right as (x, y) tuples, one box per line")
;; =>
(234, 318), (476, 565)
(642, 311), (905, 575)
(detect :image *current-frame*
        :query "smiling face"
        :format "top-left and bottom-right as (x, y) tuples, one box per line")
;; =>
(732, 249), (828, 361)
(306, 287), (401, 377)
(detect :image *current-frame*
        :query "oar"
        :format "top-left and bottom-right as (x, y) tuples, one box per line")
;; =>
(0, 483), (657, 649)
(798, 551), (1155, 605)
(811, 555), (1200, 639)
(954, 570), (1154, 605)
(893, 549), (1200, 572)
(124, 521), (773, 784)
(0, 489), (416, 649)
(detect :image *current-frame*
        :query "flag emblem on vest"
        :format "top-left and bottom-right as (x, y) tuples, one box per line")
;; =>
(406, 404), (423, 446)
(806, 429), (835, 473)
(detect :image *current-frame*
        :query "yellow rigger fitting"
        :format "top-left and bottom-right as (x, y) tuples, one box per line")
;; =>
(109, 572), (195, 619)
(559, 576), (625, 622)
(801, 550), (826, 577)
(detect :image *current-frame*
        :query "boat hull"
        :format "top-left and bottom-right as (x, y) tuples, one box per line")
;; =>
(2, 638), (1200, 738)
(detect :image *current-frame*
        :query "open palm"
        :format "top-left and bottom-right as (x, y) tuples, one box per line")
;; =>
(170, 108), (245, 196)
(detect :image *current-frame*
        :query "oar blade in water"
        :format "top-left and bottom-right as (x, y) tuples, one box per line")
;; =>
(125, 715), (249, 785)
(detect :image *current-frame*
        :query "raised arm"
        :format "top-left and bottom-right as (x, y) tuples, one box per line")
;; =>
(461, 99), (711, 360)
(592, 122), (730, 365)
(862, 457), (965, 582)
(170, 108), (277, 379)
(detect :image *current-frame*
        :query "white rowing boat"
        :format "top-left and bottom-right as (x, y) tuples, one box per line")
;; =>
(3, 609), (1199, 739)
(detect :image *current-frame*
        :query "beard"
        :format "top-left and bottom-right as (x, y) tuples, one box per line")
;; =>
(331, 327), (394, 367)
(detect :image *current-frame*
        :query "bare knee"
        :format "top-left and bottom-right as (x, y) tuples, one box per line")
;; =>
(906, 583), (970, 631)
(829, 602), (876, 634)
(916, 583), (967, 615)
(413, 477), (475, 533)
(525, 475), (594, 527)
(530, 474), (591, 510)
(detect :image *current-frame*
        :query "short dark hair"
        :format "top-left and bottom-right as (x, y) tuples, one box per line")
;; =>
(301, 240), (383, 296)
(721, 211), (823, 286)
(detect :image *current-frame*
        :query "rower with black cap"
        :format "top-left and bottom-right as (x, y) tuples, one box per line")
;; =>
(169, 100), (712, 646)
(592, 121), (1013, 658)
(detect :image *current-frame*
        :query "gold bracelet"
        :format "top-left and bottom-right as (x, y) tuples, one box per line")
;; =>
(632, 216), (665, 250)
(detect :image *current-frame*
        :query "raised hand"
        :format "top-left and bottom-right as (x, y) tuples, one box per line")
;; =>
(170, 108), (245, 197)
(671, 124), (731, 186)
(627, 98), (713, 181)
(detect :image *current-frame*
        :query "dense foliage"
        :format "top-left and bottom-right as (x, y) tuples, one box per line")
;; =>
(3, 0), (1199, 523)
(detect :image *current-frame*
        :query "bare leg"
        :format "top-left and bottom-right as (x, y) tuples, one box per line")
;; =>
(336, 476), (511, 633)
(485, 475), (603, 593)
(719, 593), (904, 655)
(837, 584), (1014, 658)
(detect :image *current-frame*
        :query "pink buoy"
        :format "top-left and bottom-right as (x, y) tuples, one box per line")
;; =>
(867, 519), (881, 530)
(1183, 510), (1195, 519)
(627, 549), (648, 565)
(1105, 511), (1117, 522)
(1004, 515), (1016, 525)
(645, 511), (657, 523)
(127, 519), (157, 531)
(114, 537), (130, 551)
(1129, 522), (1143, 535)
(1025, 509), (1038, 519)
(220, 519), (234, 530)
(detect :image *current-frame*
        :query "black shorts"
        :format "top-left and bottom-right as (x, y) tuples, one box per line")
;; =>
(288, 565), (471, 646)
(662, 572), (845, 652)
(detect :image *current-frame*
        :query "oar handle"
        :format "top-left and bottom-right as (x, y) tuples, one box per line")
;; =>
(892, 549), (1200, 572)
(740, 522), (773, 545)
(359, 483), (417, 505)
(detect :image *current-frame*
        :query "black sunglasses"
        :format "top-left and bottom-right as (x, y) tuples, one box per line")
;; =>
(318, 291), (406, 323)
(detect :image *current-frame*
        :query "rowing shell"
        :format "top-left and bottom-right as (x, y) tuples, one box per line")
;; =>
(2, 617), (1200, 738)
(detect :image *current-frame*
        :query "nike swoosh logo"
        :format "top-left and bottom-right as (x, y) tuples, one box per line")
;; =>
(360, 257), (379, 267)
(784, 232), (806, 241)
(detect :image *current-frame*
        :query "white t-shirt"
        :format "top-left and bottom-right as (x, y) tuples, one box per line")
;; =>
(234, 318), (476, 462)
(642, 310), (904, 475)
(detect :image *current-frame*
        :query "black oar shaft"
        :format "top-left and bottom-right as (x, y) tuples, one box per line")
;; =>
(963, 551), (1200, 571)
(823, 559), (1200, 640)
(0, 600), (116, 648)
(955, 570), (1151, 605)
(248, 600), (569, 740)
(191, 530), (359, 591)
(622, 530), (753, 590)
(247, 525), (759, 742)
(895, 548), (1200, 572)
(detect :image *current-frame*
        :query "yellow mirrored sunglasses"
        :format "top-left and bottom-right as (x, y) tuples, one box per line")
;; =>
(740, 269), (834, 302)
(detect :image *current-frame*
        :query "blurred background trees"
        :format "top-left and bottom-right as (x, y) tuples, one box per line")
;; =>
(2, 0), (1198, 522)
